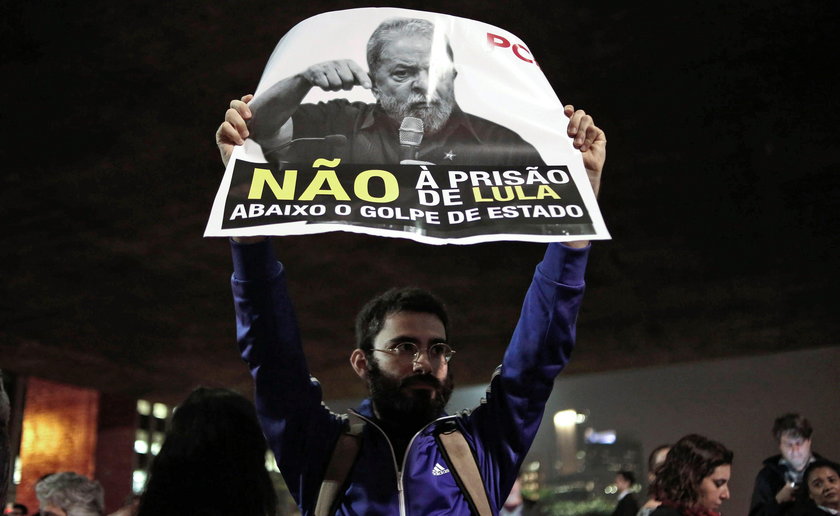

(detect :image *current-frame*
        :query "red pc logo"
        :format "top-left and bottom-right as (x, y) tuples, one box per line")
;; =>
(486, 33), (536, 65)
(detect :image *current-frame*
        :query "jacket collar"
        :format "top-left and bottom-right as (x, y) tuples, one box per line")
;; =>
(353, 398), (451, 427)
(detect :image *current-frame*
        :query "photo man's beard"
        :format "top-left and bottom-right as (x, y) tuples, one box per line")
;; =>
(379, 91), (455, 135)
(366, 359), (454, 432)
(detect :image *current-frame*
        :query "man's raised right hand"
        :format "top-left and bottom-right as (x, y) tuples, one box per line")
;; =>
(300, 59), (372, 91)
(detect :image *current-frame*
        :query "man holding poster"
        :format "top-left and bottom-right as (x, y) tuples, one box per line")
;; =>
(218, 81), (605, 515)
(246, 17), (545, 167)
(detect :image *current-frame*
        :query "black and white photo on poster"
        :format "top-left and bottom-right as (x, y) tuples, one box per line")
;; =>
(206, 7), (610, 244)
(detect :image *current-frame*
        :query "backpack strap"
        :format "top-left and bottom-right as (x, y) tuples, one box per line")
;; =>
(314, 416), (365, 516)
(437, 423), (493, 516)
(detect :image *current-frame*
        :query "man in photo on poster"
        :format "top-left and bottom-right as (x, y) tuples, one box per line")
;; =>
(245, 16), (546, 167)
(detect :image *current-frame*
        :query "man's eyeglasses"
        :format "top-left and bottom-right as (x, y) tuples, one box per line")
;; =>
(372, 342), (456, 364)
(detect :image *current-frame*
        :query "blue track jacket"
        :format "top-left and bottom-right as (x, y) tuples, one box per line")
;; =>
(231, 240), (589, 515)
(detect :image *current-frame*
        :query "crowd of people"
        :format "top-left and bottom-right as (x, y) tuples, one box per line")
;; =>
(1, 13), (835, 516)
(3, 400), (834, 516)
(598, 414), (837, 516)
(0, 387), (274, 516)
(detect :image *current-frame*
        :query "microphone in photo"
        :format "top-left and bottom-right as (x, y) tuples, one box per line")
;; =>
(399, 117), (424, 163)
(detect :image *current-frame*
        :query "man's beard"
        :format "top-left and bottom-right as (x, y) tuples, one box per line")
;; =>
(367, 359), (454, 432)
(379, 91), (455, 135)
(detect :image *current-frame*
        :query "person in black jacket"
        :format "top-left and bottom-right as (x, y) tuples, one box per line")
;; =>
(613, 470), (640, 516)
(791, 460), (840, 516)
(750, 414), (823, 516)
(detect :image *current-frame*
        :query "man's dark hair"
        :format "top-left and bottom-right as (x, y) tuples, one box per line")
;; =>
(366, 18), (454, 75)
(355, 287), (449, 353)
(773, 413), (813, 441)
(651, 434), (733, 507)
(617, 470), (636, 486)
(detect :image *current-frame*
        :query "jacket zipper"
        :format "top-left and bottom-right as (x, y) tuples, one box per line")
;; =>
(349, 410), (458, 516)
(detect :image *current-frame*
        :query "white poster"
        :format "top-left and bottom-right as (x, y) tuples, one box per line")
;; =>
(206, 7), (610, 245)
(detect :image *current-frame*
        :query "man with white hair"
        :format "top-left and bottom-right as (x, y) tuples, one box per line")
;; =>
(35, 473), (103, 516)
(244, 17), (545, 166)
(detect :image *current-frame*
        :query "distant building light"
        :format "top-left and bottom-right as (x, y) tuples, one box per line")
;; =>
(605, 485), (618, 494)
(584, 429), (617, 444)
(132, 470), (147, 493)
(150, 442), (162, 455)
(137, 399), (151, 416)
(554, 409), (578, 427)
(152, 403), (169, 419)
(13, 455), (22, 485)
(135, 428), (150, 455)
(134, 440), (149, 454)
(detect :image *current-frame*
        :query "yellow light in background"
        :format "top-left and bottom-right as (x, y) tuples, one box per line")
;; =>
(134, 429), (149, 454)
(134, 440), (149, 455)
(150, 431), (165, 455)
(136, 399), (151, 416)
(553, 409), (580, 475)
(554, 409), (577, 427)
(152, 403), (168, 419)
(18, 378), (99, 511)
(132, 470), (147, 494)
(13, 456), (22, 484)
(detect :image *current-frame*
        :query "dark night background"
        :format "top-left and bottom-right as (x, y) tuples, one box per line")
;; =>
(1, 1), (838, 405)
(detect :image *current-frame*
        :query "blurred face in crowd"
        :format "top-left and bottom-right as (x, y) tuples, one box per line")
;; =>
(372, 32), (457, 134)
(807, 466), (840, 510)
(615, 474), (631, 493)
(779, 432), (812, 471)
(696, 464), (731, 513)
(649, 447), (671, 483)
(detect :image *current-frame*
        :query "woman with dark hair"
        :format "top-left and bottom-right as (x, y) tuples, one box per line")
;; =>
(650, 434), (734, 516)
(137, 387), (278, 516)
(796, 460), (840, 516)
